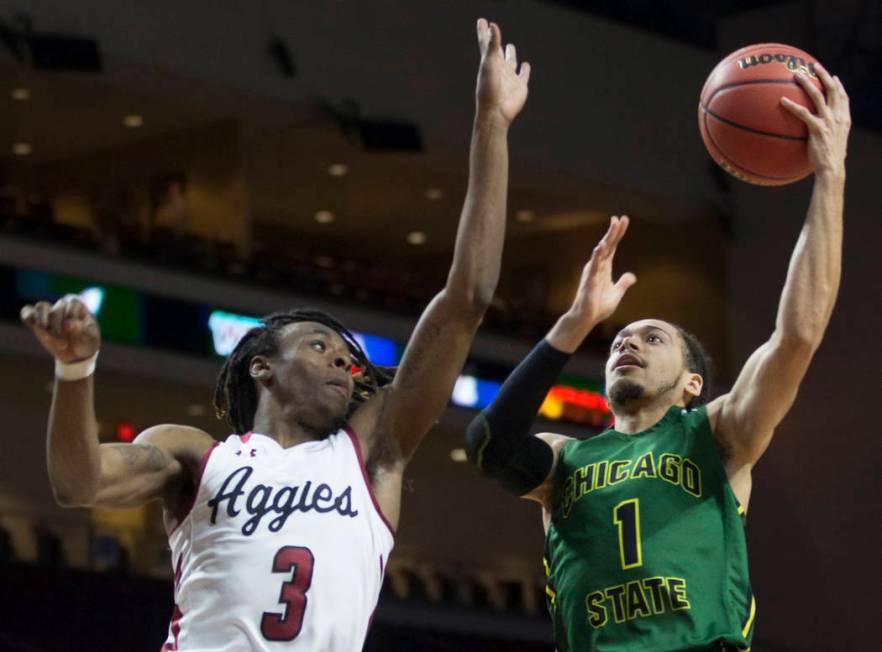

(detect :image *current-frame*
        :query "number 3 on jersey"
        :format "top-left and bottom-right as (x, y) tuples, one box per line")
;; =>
(613, 498), (643, 570)
(261, 546), (315, 641)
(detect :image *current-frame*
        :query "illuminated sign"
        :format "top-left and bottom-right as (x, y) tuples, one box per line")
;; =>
(207, 310), (400, 366)
(540, 384), (611, 427)
(79, 287), (106, 315)
(14, 269), (141, 343)
(452, 375), (502, 410)
(208, 311), (261, 356)
(205, 310), (612, 424)
(4, 265), (612, 427)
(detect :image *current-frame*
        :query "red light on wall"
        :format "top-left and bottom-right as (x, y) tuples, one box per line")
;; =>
(116, 421), (135, 442)
(547, 385), (609, 412)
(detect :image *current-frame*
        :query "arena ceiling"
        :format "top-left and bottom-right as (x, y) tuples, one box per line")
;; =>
(0, 54), (709, 263)
(548, 0), (882, 132)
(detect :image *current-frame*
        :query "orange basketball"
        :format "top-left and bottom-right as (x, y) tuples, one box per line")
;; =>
(698, 43), (824, 186)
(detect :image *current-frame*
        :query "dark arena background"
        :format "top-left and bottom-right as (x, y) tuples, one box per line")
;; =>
(1, 1), (880, 650)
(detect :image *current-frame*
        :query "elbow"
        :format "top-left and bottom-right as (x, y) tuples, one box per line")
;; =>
(50, 482), (95, 509)
(445, 285), (494, 323)
(777, 325), (824, 355)
(464, 414), (488, 469)
(465, 278), (497, 315)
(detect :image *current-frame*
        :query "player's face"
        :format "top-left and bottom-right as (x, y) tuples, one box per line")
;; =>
(270, 322), (355, 432)
(605, 319), (689, 408)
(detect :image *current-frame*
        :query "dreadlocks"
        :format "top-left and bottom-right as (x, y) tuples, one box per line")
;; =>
(671, 323), (714, 409)
(213, 308), (395, 434)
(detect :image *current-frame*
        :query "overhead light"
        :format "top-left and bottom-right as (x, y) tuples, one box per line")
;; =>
(515, 209), (535, 223)
(11, 87), (30, 101)
(123, 114), (144, 128)
(327, 163), (348, 177)
(425, 188), (444, 201)
(187, 404), (207, 417)
(314, 210), (335, 224)
(407, 231), (427, 245)
(12, 143), (32, 156)
(449, 448), (468, 462)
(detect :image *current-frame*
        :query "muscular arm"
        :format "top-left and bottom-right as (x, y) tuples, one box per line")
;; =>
(23, 294), (213, 510)
(93, 425), (214, 508)
(380, 110), (512, 460)
(465, 339), (570, 497)
(46, 375), (101, 506)
(351, 20), (529, 465)
(710, 66), (849, 477)
(48, 373), (212, 509)
(466, 217), (634, 506)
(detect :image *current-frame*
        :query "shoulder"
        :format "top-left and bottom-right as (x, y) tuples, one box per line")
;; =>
(535, 432), (577, 456)
(135, 424), (216, 469)
(523, 432), (576, 506)
(704, 395), (732, 450)
(347, 388), (401, 468)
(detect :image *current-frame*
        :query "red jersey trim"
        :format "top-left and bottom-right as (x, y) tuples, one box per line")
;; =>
(240, 431), (252, 443)
(167, 441), (219, 536)
(160, 554), (185, 651)
(344, 425), (396, 536)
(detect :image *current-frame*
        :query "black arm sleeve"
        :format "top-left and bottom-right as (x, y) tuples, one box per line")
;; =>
(464, 339), (570, 495)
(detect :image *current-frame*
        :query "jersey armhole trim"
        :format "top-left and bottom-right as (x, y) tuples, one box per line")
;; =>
(344, 425), (396, 536)
(167, 440), (220, 537)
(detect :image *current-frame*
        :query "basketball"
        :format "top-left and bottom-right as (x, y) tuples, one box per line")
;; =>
(698, 43), (824, 186)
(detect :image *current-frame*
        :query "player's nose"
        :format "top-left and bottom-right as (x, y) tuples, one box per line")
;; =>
(332, 354), (348, 369)
(620, 334), (641, 351)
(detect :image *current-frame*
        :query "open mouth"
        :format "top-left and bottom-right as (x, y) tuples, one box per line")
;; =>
(613, 354), (644, 370)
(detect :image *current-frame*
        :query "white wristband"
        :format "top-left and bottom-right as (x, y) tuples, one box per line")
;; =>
(55, 352), (99, 382)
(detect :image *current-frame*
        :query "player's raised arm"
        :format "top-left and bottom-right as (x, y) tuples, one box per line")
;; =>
(709, 63), (849, 477)
(465, 217), (636, 505)
(20, 296), (212, 510)
(350, 19), (530, 463)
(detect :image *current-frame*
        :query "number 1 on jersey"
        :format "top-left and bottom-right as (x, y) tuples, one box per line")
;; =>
(613, 498), (643, 569)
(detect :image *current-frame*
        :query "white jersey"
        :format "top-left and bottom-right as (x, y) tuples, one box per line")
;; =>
(161, 427), (395, 652)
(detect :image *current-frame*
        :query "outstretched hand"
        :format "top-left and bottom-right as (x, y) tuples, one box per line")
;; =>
(475, 18), (531, 125)
(567, 216), (636, 329)
(20, 295), (101, 364)
(781, 62), (851, 175)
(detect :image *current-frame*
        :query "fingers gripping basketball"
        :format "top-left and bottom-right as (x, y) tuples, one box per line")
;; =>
(698, 43), (824, 185)
(20, 295), (101, 363)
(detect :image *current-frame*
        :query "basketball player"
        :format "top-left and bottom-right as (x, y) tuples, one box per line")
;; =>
(20, 19), (530, 651)
(465, 64), (849, 650)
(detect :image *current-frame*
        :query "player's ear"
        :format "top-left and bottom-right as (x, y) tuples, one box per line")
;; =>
(683, 372), (703, 404)
(250, 355), (272, 383)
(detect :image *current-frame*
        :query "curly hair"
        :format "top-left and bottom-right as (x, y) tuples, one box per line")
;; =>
(671, 323), (714, 409)
(213, 308), (394, 434)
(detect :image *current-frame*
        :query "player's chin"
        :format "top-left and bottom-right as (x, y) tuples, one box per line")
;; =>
(607, 377), (646, 405)
(314, 400), (350, 434)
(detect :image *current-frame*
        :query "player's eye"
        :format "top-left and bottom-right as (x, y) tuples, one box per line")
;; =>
(311, 340), (326, 352)
(647, 334), (661, 344)
(611, 341), (621, 351)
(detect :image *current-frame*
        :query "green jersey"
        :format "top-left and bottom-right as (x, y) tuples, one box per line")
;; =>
(544, 406), (755, 651)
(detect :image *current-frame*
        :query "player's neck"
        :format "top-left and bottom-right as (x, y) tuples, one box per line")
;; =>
(251, 403), (328, 448)
(612, 402), (675, 435)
